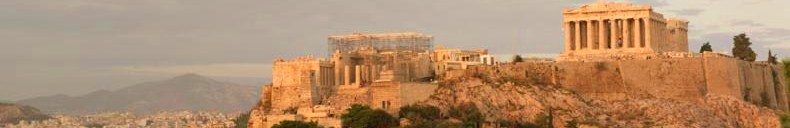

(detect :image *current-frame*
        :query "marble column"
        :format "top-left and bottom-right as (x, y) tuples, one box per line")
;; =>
(354, 65), (361, 87)
(610, 19), (618, 49)
(598, 20), (607, 50)
(362, 65), (367, 82)
(587, 21), (595, 50)
(329, 67), (334, 86)
(344, 65), (350, 86)
(636, 18), (643, 48)
(564, 22), (572, 51)
(575, 21), (582, 51)
(623, 19), (634, 48)
(335, 66), (340, 86)
(645, 18), (652, 49)
(319, 68), (324, 86)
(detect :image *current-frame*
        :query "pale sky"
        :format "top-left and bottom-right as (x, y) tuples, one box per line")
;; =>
(2, 0), (789, 101)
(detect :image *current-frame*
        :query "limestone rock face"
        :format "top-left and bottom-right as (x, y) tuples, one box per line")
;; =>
(422, 77), (779, 128)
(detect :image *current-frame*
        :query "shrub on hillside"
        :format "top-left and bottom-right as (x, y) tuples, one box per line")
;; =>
(448, 103), (485, 128)
(341, 104), (398, 128)
(271, 120), (322, 128)
(399, 104), (441, 128)
(232, 111), (249, 128)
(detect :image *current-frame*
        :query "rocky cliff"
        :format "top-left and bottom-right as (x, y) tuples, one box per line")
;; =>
(421, 74), (780, 127)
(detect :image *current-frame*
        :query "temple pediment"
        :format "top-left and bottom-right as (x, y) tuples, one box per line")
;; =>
(564, 2), (651, 13)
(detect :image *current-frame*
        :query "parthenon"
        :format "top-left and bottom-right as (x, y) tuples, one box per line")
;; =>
(561, 1), (688, 57)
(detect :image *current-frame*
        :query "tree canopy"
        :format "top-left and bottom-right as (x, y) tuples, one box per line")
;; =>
(399, 104), (442, 128)
(699, 42), (713, 53)
(448, 103), (485, 128)
(512, 55), (524, 63)
(732, 33), (757, 61)
(341, 104), (398, 128)
(271, 120), (322, 128)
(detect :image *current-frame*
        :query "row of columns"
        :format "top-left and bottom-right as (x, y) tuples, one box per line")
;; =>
(318, 67), (334, 87)
(336, 65), (384, 86)
(565, 18), (652, 51)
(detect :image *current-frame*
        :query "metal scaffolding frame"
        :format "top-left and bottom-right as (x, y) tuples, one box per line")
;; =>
(328, 32), (433, 54)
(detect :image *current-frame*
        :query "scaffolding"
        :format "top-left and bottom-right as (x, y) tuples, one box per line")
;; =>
(328, 32), (433, 54)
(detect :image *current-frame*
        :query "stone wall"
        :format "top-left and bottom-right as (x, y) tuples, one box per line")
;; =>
(399, 83), (439, 106)
(370, 81), (401, 114)
(703, 54), (743, 99)
(462, 55), (789, 111)
(737, 61), (788, 110)
(776, 64), (789, 110)
(325, 86), (371, 110)
(270, 86), (309, 113)
(562, 56), (787, 111)
(618, 57), (707, 101)
(555, 61), (628, 101)
(271, 57), (334, 113)
(666, 19), (689, 52)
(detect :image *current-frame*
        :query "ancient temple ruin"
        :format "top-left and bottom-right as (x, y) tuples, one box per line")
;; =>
(250, 32), (493, 128)
(248, 1), (788, 128)
(560, 2), (689, 60)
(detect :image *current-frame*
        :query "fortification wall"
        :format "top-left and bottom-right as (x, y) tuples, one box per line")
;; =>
(737, 61), (788, 110)
(326, 87), (370, 110)
(775, 65), (789, 110)
(400, 83), (439, 106)
(270, 86), (313, 113)
(271, 58), (333, 113)
(555, 61), (628, 101)
(618, 57), (707, 101)
(703, 54), (744, 99)
(370, 81), (401, 114)
(478, 56), (788, 111)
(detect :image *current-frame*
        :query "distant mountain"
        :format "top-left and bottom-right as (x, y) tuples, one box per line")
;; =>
(16, 74), (260, 115)
(0, 103), (49, 124)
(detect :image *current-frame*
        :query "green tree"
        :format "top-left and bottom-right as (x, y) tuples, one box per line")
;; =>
(271, 120), (322, 128)
(399, 104), (441, 128)
(781, 113), (790, 128)
(512, 55), (524, 63)
(699, 42), (713, 53)
(341, 104), (398, 128)
(399, 104), (441, 120)
(233, 112), (250, 128)
(448, 103), (485, 128)
(732, 33), (757, 61)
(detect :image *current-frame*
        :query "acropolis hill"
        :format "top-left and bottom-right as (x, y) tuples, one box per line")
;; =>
(248, 1), (788, 128)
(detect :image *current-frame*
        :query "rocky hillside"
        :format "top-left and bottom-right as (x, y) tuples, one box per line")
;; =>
(0, 103), (49, 124)
(421, 75), (780, 127)
(17, 74), (260, 115)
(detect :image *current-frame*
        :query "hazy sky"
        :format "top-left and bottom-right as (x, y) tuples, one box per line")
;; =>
(3, 0), (789, 101)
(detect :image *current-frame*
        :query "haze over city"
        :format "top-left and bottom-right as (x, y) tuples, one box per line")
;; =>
(3, 0), (789, 101)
